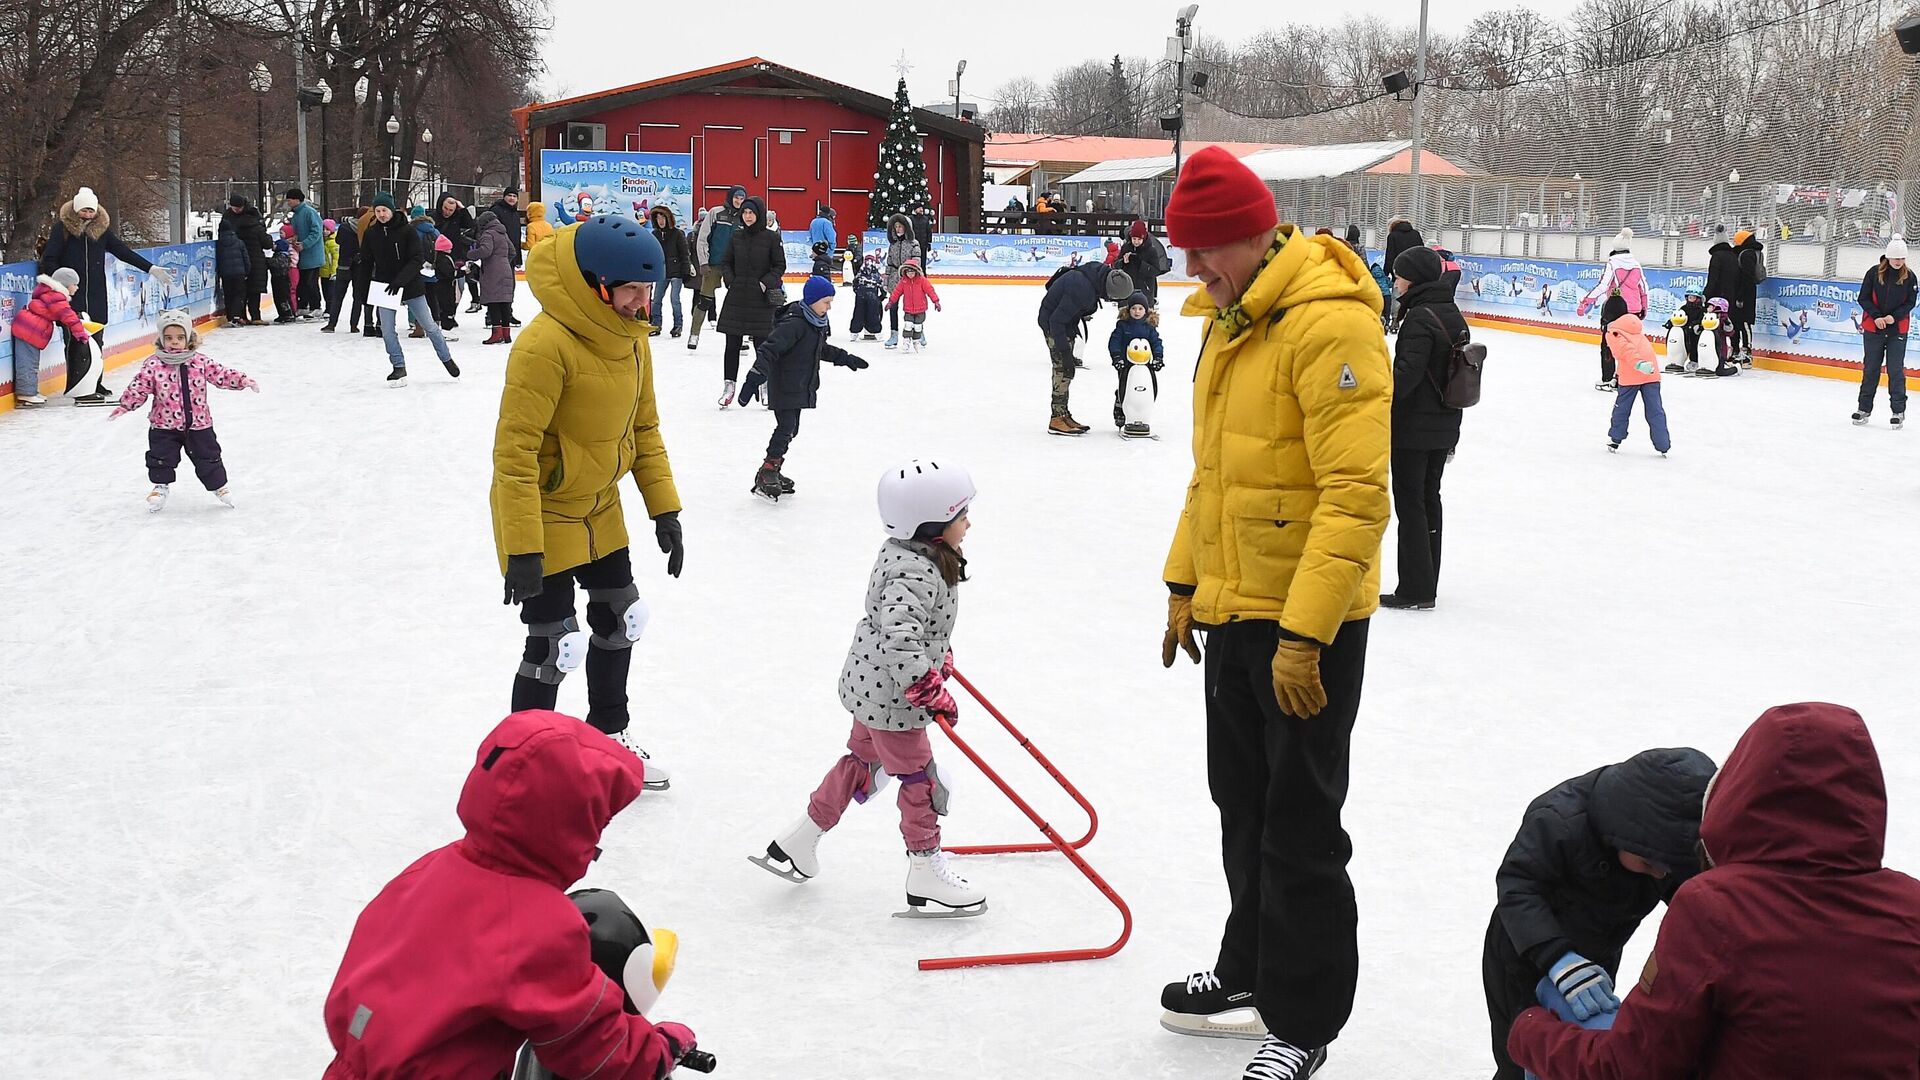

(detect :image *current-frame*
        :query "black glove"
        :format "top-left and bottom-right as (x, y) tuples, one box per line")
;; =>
(835, 354), (870, 370)
(654, 511), (684, 578)
(503, 553), (544, 604)
(384, 282), (403, 296)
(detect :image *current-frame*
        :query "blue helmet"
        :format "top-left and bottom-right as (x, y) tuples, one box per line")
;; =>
(574, 214), (663, 292)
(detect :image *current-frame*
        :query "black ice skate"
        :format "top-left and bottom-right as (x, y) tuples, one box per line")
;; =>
(1378, 593), (1435, 611)
(1160, 969), (1267, 1040)
(1121, 421), (1155, 439)
(386, 367), (408, 388)
(1240, 1035), (1327, 1080)
(1853, 410), (1871, 425)
(751, 458), (786, 501)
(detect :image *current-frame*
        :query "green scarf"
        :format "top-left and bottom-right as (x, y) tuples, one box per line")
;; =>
(1215, 233), (1289, 340)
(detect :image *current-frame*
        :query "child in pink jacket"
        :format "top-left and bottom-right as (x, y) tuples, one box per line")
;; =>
(886, 259), (941, 350)
(10, 268), (90, 406)
(110, 309), (258, 511)
(1605, 313), (1670, 455)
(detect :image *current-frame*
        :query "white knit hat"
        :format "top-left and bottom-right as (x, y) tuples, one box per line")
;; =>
(72, 186), (100, 213)
(154, 309), (198, 351)
(1888, 236), (1909, 261)
(1611, 227), (1634, 252)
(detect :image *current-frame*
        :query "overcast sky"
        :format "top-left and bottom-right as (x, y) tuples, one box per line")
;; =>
(539, 0), (1522, 112)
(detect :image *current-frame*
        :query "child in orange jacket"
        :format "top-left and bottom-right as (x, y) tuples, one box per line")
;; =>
(886, 259), (940, 351)
(1605, 313), (1670, 455)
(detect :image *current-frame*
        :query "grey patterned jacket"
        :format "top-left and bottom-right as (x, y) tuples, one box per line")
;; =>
(838, 539), (959, 731)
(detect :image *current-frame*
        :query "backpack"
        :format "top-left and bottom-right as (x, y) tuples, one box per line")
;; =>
(1419, 308), (1486, 409)
(1044, 263), (1076, 292)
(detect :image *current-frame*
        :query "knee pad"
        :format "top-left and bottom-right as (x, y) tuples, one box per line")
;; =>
(896, 759), (952, 816)
(851, 760), (894, 805)
(585, 584), (649, 650)
(519, 618), (586, 684)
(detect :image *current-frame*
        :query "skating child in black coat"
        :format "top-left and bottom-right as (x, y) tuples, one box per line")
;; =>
(849, 253), (885, 340)
(1482, 747), (1716, 1080)
(744, 275), (869, 499)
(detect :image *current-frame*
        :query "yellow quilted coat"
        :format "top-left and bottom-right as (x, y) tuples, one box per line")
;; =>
(523, 203), (554, 251)
(490, 223), (680, 575)
(1163, 227), (1391, 646)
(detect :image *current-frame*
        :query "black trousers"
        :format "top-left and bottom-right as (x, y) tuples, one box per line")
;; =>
(270, 270), (293, 319)
(486, 301), (514, 327)
(1206, 616), (1370, 1050)
(767, 408), (802, 460)
(1730, 305), (1754, 358)
(1596, 295), (1629, 382)
(351, 274), (370, 331)
(1481, 913), (1623, 1080)
(511, 547), (636, 735)
(723, 334), (763, 381)
(1389, 447), (1448, 602)
(296, 268), (323, 313)
(1861, 330), (1909, 413)
(322, 276), (346, 326)
(146, 427), (228, 489)
(222, 275), (251, 320)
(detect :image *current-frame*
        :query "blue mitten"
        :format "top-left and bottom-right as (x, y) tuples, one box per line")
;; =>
(1524, 974), (1617, 1080)
(1548, 951), (1620, 1021)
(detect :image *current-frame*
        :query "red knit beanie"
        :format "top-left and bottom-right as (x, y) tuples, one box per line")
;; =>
(1164, 146), (1277, 250)
(1129, 219), (1148, 240)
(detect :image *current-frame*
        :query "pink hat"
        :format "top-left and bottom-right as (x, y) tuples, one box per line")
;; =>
(280, 222), (294, 236)
(322, 218), (337, 233)
(433, 234), (452, 253)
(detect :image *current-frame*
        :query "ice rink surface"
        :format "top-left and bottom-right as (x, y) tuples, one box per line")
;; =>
(3, 281), (1916, 1078)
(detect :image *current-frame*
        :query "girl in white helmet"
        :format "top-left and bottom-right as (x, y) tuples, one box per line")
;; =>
(750, 459), (987, 918)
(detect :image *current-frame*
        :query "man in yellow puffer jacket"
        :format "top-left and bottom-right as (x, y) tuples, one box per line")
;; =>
(1154, 147), (1390, 1080)
(492, 214), (683, 788)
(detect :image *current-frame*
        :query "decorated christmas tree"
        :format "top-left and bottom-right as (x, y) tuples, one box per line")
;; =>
(869, 75), (932, 229)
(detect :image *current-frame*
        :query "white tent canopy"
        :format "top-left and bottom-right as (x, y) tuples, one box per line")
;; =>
(1236, 141), (1411, 181)
(1057, 140), (1416, 187)
(1056, 155), (1178, 186)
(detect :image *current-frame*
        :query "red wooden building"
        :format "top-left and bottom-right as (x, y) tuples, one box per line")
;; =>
(514, 58), (987, 232)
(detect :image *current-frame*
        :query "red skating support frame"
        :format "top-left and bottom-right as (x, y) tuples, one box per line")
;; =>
(917, 668), (1133, 972)
(944, 670), (1098, 855)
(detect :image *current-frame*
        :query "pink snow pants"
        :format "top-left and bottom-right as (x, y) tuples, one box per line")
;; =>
(807, 721), (939, 851)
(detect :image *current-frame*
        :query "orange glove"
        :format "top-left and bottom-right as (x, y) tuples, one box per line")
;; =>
(1270, 637), (1327, 718)
(1161, 593), (1202, 667)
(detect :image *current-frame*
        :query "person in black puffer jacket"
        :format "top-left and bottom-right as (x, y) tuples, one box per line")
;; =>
(741, 275), (869, 498)
(434, 192), (479, 312)
(717, 196), (786, 405)
(1381, 246), (1466, 610)
(362, 194), (457, 384)
(216, 193), (270, 326)
(1382, 218), (1426, 329)
(1729, 229), (1766, 365)
(649, 204), (692, 339)
(1481, 747), (1716, 1080)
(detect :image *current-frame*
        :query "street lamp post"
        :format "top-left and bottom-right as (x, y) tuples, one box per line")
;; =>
(299, 80), (333, 211)
(422, 127), (434, 199)
(1170, 4), (1198, 178)
(250, 62), (273, 208)
(353, 77), (369, 204)
(386, 114), (400, 201)
(951, 59), (966, 120)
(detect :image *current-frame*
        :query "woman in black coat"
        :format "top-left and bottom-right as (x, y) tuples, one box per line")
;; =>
(1381, 246), (1465, 610)
(1382, 218), (1426, 328)
(717, 197), (786, 403)
(362, 199), (457, 381)
(216, 194), (269, 326)
(433, 193), (479, 312)
(1114, 220), (1170, 304)
(39, 187), (172, 400)
(649, 204), (692, 338)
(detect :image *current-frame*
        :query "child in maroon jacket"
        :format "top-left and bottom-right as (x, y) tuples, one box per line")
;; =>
(109, 310), (257, 511)
(323, 710), (697, 1080)
(1508, 702), (1920, 1080)
(10, 268), (90, 406)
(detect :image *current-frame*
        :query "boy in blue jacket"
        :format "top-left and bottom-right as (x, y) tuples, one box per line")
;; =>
(1108, 291), (1163, 429)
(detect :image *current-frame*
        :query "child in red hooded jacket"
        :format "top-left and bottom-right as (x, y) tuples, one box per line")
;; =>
(322, 710), (697, 1080)
(886, 259), (940, 351)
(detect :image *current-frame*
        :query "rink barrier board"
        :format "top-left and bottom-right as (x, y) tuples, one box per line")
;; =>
(1, 241), (221, 413)
(1463, 310), (1881, 385)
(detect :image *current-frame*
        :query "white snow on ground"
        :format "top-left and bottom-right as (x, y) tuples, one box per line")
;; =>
(2, 282), (1916, 1079)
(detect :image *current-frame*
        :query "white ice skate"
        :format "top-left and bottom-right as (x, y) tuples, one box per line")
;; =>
(748, 814), (825, 883)
(214, 486), (235, 508)
(894, 849), (986, 918)
(717, 379), (735, 408)
(609, 729), (671, 790)
(146, 483), (169, 512)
